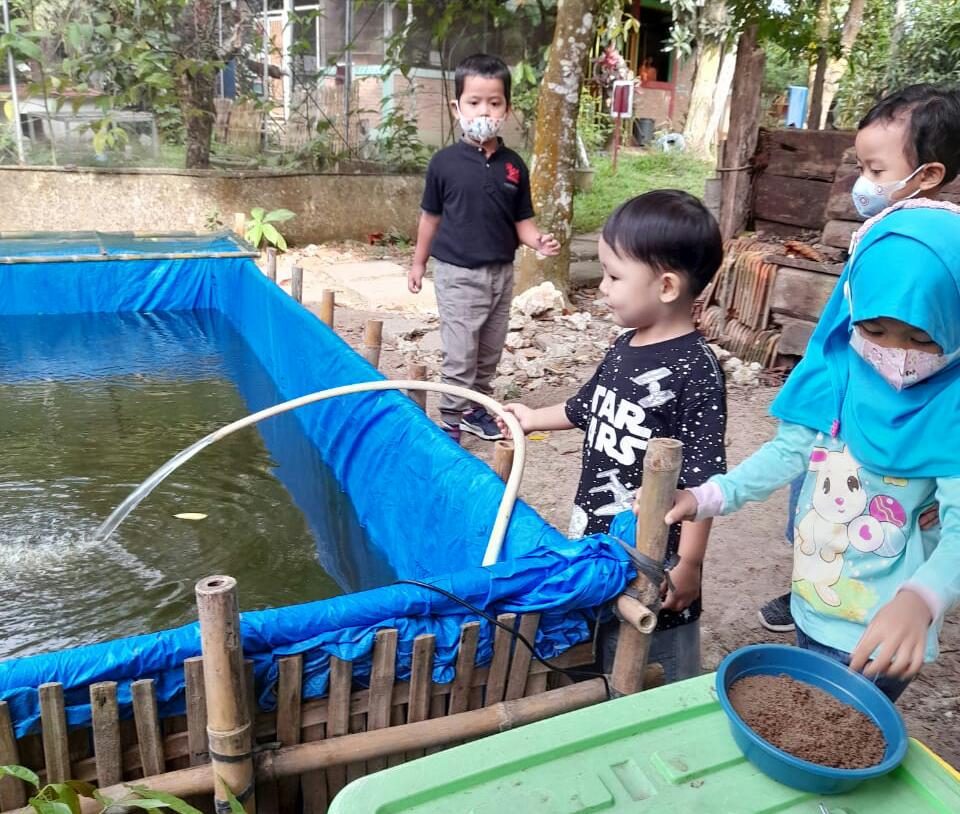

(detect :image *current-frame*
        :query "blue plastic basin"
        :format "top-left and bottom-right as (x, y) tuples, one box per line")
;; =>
(716, 644), (908, 794)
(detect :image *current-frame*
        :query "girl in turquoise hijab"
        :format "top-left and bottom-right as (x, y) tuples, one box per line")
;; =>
(659, 204), (960, 701)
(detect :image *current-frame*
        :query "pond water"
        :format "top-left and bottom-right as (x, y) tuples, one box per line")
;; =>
(0, 310), (394, 660)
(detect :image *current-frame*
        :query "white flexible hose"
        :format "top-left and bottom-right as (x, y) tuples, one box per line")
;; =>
(94, 381), (525, 567)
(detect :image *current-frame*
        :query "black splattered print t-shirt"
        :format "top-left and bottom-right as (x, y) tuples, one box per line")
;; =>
(565, 330), (727, 629)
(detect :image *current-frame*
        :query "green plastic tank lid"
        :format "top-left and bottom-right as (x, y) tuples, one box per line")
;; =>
(328, 673), (960, 813)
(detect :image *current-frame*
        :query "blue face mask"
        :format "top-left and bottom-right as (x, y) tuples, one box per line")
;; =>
(851, 165), (926, 218)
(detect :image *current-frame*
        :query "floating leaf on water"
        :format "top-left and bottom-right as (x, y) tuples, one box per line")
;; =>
(174, 512), (208, 521)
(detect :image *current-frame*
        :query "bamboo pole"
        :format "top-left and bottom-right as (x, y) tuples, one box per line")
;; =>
(291, 266), (304, 304)
(320, 290), (335, 327)
(492, 440), (514, 482)
(407, 363), (428, 410)
(23, 679), (606, 814)
(195, 575), (256, 814)
(609, 438), (683, 697)
(233, 213), (246, 237)
(265, 247), (277, 282)
(362, 319), (383, 369)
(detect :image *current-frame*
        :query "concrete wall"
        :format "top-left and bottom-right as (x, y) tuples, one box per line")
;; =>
(0, 166), (424, 245)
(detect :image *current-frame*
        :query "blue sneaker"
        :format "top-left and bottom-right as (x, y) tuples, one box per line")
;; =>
(460, 407), (503, 441)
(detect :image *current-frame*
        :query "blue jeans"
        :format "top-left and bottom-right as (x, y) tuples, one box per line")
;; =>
(785, 475), (803, 544)
(795, 628), (912, 702)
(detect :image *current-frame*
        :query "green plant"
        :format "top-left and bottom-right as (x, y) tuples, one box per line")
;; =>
(205, 208), (225, 232)
(244, 208), (295, 252)
(576, 93), (613, 155)
(0, 764), (202, 814)
(0, 120), (17, 163)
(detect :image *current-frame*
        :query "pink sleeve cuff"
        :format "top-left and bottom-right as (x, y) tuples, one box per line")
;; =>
(689, 481), (725, 521)
(900, 581), (943, 622)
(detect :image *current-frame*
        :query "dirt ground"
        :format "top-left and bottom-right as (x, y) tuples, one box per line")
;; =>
(316, 288), (960, 770)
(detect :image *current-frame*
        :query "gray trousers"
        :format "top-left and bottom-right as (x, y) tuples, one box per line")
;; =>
(433, 260), (514, 418)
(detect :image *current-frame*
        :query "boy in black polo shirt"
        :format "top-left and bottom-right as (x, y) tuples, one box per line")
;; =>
(409, 53), (559, 444)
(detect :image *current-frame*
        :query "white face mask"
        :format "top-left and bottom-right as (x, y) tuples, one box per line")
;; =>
(454, 102), (503, 143)
(850, 328), (959, 390)
(851, 165), (926, 219)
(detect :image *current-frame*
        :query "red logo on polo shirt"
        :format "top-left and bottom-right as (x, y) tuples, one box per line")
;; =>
(505, 162), (521, 185)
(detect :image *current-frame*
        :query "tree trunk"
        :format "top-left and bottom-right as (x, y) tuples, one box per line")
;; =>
(884, 0), (908, 94)
(706, 46), (737, 154)
(817, 0), (866, 129)
(718, 24), (764, 240)
(178, 0), (218, 169)
(807, 0), (831, 130)
(681, 0), (727, 161)
(515, 0), (598, 295)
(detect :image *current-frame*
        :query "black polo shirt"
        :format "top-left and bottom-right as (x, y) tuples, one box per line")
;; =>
(421, 138), (535, 269)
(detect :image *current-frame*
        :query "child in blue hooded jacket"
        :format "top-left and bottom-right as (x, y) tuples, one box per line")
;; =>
(661, 202), (960, 701)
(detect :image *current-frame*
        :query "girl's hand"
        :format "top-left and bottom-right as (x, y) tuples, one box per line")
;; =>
(495, 403), (535, 438)
(641, 489), (699, 524)
(661, 557), (701, 612)
(919, 502), (940, 530)
(849, 590), (932, 680)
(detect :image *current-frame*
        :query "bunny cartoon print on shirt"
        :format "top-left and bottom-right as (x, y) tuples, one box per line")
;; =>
(793, 445), (908, 607)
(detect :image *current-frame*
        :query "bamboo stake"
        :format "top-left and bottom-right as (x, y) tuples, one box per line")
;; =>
(609, 438), (683, 696)
(407, 363), (428, 410)
(89, 683), (122, 788)
(447, 622), (480, 715)
(0, 701), (26, 809)
(320, 290), (335, 327)
(504, 614), (540, 701)
(24, 679), (607, 814)
(492, 440), (514, 482)
(485, 613), (516, 706)
(324, 658), (352, 800)
(39, 683), (71, 783)
(276, 656), (303, 813)
(362, 319), (383, 369)
(195, 575), (256, 814)
(366, 629), (398, 773)
(184, 657), (209, 766)
(615, 595), (657, 634)
(265, 247), (277, 282)
(132, 680), (165, 777)
(233, 213), (246, 237)
(405, 634), (436, 761)
(291, 265), (304, 304)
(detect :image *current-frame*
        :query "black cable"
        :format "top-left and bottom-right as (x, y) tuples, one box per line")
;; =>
(394, 579), (612, 700)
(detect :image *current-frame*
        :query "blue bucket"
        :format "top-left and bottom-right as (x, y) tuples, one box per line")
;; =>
(716, 644), (908, 794)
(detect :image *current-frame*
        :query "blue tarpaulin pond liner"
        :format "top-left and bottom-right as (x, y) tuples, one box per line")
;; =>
(0, 232), (633, 739)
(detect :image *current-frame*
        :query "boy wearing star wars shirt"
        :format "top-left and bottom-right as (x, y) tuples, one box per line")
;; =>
(501, 191), (727, 682)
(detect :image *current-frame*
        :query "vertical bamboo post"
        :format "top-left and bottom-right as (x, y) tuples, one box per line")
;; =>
(407, 363), (427, 410)
(195, 575), (256, 813)
(291, 266), (303, 304)
(265, 247), (277, 282)
(493, 440), (514, 482)
(320, 290), (335, 327)
(233, 213), (246, 238)
(609, 438), (683, 697)
(362, 319), (383, 369)
(0, 701), (26, 810)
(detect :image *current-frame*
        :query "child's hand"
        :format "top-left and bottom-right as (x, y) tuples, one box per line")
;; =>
(661, 557), (701, 612)
(408, 262), (426, 294)
(849, 589), (933, 680)
(919, 502), (940, 530)
(496, 403), (536, 438)
(640, 489), (699, 524)
(536, 233), (561, 256)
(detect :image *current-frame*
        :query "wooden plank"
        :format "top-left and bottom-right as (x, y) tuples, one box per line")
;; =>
(448, 622), (480, 715)
(754, 174), (832, 230)
(90, 682), (123, 787)
(825, 164), (861, 220)
(386, 704), (406, 769)
(764, 253), (843, 277)
(504, 614), (541, 701)
(524, 672), (550, 697)
(822, 218), (859, 250)
(39, 683), (71, 783)
(754, 219), (814, 239)
(325, 657), (353, 801)
(183, 657), (209, 766)
(344, 713), (366, 785)
(0, 700), (27, 809)
(300, 721), (328, 814)
(770, 266), (839, 322)
(247, 660), (279, 814)
(276, 655), (304, 814)
(762, 127), (855, 181)
(131, 679), (165, 777)
(366, 629), (398, 773)
(774, 314), (817, 357)
(485, 613), (516, 707)
(405, 634), (436, 762)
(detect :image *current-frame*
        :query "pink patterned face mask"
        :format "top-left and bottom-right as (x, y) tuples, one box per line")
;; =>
(850, 328), (957, 391)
